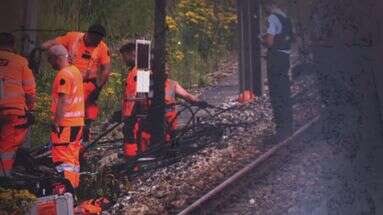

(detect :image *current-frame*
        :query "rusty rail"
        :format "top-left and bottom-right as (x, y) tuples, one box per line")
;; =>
(178, 116), (320, 215)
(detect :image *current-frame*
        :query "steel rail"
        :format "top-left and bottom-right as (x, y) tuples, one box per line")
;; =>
(178, 115), (320, 215)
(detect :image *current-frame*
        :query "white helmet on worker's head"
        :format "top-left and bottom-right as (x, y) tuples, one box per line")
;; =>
(47, 45), (69, 70)
(48, 45), (68, 58)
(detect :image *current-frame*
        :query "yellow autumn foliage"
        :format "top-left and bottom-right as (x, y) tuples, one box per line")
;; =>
(0, 188), (37, 214)
(166, 16), (178, 31)
(166, 0), (237, 87)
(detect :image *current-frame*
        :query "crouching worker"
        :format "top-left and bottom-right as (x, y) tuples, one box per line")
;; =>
(0, 33), (36, 177)
(48, 45), (84, 189)
(161, 64), (208, 141)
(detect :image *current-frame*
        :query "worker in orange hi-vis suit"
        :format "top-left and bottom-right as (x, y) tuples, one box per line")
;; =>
(118, 42), (144, 158)
(0, 33), (36, 177)
(118, 43), (208, 158)
(162, 76), (209, 142)
(48, 45), (84, 189)
(42, 24), (111, 144)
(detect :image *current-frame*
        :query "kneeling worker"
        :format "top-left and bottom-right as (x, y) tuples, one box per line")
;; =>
(48, 45), (84, 189)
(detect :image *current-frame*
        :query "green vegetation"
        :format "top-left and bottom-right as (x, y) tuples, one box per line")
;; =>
(29, 0), (237, 147)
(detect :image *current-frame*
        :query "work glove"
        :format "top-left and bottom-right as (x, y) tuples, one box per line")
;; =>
(110, 110), (122, 123)
(194, 100), (209, 109)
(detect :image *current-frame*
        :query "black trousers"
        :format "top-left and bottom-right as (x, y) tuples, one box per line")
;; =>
(267, 49), (293, 140)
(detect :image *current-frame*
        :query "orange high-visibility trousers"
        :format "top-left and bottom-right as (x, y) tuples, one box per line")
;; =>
(123, 119), (151, 158)
(0, 115), (27, 176)
(51, 126), (83, 188)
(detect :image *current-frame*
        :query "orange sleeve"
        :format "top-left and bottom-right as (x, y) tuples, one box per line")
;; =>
(21, 58), (36, 110)
(98, 42), (111, 65)
(56, 72), (72, 96)
(55, 32), (77, 49)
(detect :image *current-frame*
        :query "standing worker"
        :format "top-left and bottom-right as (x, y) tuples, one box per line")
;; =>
(261, 0), (294, 141)
(0, 33), (36, 177)
(118, 42), (148, 158)
(48, 45), (84, 189)
(42, 24), (111, 144)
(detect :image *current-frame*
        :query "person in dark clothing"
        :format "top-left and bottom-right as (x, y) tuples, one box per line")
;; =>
(261, 1), (294, 141)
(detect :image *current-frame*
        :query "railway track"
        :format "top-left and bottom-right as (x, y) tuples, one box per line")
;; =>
(177, 116), (320, 215)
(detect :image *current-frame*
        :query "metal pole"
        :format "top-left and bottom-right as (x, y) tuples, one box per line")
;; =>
(245, 0), (253, 91)
(251, 0), (263, 96)
(152, 0), (167, 146)
(237, 0), (246, 92)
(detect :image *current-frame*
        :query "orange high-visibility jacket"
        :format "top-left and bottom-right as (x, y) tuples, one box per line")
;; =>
(51, 65), (85, 126)
(55, 32), (110, 80)
(0, 50), (36, 116)
(122, 68), (178, 117)
(165, 79), (176, 109)
(122, 67), (138, 118)
(164, 79), (177, 131)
